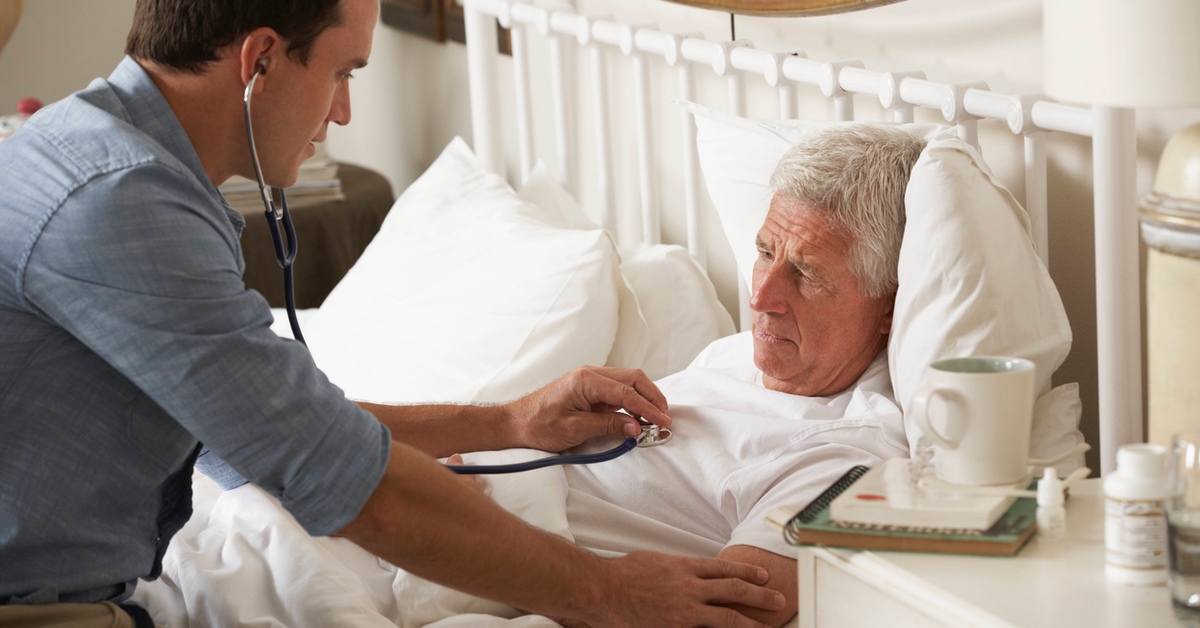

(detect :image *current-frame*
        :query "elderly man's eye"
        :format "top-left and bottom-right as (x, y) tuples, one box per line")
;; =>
(795, 267), (822, 287)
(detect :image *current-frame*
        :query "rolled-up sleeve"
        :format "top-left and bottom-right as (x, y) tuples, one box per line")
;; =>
(21, 163), (389, 536)
(195, 447), (249, 490)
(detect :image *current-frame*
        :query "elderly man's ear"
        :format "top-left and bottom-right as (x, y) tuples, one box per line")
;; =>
(879, 303), (895, 335)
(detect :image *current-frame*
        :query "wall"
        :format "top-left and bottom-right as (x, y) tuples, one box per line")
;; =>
(0, 0), (134, 108)
(3, 0), (1195, 475)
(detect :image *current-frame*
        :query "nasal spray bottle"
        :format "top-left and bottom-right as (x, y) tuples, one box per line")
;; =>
(1104, 444), (1169, 585)
(1037, 468), (1067, 541)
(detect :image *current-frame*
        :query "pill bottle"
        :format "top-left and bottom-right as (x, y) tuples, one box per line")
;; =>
(1104, 443), (1169, 585)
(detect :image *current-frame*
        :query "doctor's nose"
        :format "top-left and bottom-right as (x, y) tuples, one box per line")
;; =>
(328, 81), (352, 126)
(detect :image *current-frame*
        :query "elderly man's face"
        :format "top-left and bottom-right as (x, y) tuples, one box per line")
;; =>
(750, 194), (894, 397)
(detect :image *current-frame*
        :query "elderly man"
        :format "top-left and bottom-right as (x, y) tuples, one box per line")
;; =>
(554, 124), (926, 627)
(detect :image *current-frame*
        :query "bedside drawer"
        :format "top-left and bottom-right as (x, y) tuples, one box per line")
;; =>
(797, 547), (1016, 628)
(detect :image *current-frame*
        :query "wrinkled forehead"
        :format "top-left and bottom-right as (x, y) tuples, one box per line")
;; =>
(762, 194), (852, 251)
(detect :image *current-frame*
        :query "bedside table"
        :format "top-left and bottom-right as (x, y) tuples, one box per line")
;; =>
(795, 479), (1178, 627)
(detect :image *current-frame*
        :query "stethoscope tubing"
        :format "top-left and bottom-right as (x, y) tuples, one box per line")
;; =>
(244, 67), (305, 345)
(445, 437), (638, 475)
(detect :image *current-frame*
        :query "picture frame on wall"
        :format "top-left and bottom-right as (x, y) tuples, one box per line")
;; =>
(380, 0), (511, 54)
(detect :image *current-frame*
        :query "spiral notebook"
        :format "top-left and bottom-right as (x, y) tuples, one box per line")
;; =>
(828, 458), (1022, 530)
(766, 465), (1038, 556)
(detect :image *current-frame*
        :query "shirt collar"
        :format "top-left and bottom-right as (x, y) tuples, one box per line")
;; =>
(107, 56), (245, 232)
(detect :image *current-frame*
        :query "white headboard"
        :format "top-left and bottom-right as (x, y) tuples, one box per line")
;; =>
(458, 0), (1141, 474)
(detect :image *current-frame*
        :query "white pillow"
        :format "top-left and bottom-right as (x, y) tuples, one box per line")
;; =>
(619, 243), (735, 381)
(303, 138), (622, 404)
(681, 99), (948, 292)
(516, 163), (649, 371)
(892, 138), (1083, 466)
(517, 163), (734, 380)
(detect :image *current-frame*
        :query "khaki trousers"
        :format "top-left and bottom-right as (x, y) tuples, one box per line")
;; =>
(0, 602), (136, 628)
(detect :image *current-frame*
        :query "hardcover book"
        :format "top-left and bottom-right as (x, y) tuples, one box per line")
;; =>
(767, 465), (1038, 557)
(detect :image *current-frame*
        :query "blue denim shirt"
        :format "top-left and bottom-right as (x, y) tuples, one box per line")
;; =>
(0, 57), (390, 605)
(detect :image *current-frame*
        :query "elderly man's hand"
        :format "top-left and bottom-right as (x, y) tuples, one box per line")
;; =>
(504, 366), (671, 453)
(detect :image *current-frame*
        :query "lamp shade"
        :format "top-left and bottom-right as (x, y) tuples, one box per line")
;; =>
(0, 1), (23, 57)
(1044, 0), (1200, 108)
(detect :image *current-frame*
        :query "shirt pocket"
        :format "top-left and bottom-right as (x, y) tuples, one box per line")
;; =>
(125, 392), (197, 473)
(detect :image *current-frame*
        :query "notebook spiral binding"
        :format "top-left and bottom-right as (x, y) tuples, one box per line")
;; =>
(783, 464), (870, 546)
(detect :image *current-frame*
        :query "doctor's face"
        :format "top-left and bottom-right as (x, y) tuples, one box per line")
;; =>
(252, 0), (377, 187)
(750, 194), (894, 397)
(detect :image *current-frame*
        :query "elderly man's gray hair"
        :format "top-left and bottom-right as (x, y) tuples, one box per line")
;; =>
(768, 124), (925, 299)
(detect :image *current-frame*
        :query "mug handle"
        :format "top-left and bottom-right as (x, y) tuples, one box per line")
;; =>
(911, 385), (960, 450)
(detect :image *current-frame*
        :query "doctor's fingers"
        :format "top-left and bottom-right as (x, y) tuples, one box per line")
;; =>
(606, 553), (777, 628)
(577, 366), (670, 427)
(680, 557), (787, 616)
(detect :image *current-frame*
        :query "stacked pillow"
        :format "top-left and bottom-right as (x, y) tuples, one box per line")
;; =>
(297, 138), (732, 404)
(304, 138), (622, 404)
(516, 162), (735, 381)
(682, 101), (1084, 466)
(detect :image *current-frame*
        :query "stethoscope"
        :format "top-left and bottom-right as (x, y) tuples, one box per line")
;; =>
(244, 63), (306, 345)
(447, 420), (672, 475)
(242, 62), (671, 474)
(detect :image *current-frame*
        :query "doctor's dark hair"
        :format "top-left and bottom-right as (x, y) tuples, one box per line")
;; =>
(769, 125), (925, 299)
(125, 0), (343, 73)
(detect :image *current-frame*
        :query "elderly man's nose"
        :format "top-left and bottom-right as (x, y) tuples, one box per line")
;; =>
(750, 267), (788, 313)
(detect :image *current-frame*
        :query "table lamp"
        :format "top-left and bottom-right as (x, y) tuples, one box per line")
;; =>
(0, 0), (22, 56)
(1044, 0), (1200, 455)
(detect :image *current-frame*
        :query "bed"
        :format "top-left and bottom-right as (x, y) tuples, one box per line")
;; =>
(132, 0), (1142, 624)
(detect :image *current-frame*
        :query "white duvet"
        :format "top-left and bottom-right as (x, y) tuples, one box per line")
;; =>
(135, 449), (574, 628)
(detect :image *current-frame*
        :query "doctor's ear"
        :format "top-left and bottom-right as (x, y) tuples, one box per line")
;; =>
(238, 27), (281, 85)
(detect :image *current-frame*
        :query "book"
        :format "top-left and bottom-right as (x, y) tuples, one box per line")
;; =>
(828, 457), (1022, 530)
(766, 465), (1038, 557)
(218, 143), (343, 212)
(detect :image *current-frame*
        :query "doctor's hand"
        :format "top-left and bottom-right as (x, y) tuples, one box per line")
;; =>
(569, 551), (782, 628)
(505, 366), (670, 453)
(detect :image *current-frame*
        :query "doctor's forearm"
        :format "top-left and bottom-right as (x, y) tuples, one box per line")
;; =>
(338, 440), (616, 623)
(338, 442), (782, 627)
(358, 400), (521, 457)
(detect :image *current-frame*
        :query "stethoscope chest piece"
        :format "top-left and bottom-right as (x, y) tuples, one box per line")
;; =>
(636, 423), (672, 448)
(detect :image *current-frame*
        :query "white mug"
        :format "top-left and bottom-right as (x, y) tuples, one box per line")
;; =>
(911, 356), (1036, 486)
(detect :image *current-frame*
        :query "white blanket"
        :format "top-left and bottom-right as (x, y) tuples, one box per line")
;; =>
(134, 450), (572, 628)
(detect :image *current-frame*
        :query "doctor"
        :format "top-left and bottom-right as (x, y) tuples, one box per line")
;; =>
(0, 1), (784, 626)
